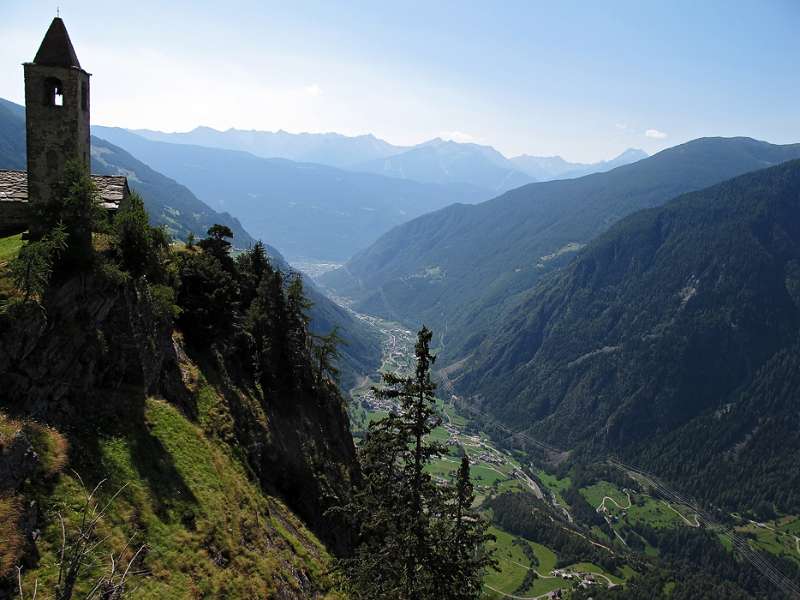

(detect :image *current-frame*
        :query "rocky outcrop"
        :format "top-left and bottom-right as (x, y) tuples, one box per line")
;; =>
(0, 275), (189, 421)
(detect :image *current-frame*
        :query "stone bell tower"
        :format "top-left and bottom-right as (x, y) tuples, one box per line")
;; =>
(23, 17), (91, 209)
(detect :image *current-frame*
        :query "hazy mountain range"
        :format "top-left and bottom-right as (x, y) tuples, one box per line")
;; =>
(321, 137), (800, 368)
(510, 147), (648, 180)
(94, 126), (648, 261)
(129, 125), (647, 192)
(353, 137), (536, 194)
(93, 127), (488, 261)
(133, 126), (403, 169)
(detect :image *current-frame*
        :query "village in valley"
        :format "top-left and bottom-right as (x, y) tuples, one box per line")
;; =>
(343, 311), (629, 598)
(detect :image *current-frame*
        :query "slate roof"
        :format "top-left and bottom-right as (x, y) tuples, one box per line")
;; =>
(0, 170), (27, 202)
(0, 170), (128, 210)
(32, 17), (82, 69)
(93, 175), (130, 209)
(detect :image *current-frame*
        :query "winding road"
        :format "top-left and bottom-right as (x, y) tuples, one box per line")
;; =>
(597, 491), (631, 513)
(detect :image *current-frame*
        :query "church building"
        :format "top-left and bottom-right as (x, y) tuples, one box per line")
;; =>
(0, 17), (130, 234)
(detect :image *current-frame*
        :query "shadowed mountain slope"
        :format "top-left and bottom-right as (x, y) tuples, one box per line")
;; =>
(322, 137), (800, 370)
(457, 159), (800, 513)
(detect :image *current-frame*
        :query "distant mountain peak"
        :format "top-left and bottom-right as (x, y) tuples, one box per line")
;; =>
(511, 147), (648, 181)
(615, 148), (648, 160)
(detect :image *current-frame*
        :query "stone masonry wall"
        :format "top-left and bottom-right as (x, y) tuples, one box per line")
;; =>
(23, 62), (90, 210)
(0, 202), (30, 235)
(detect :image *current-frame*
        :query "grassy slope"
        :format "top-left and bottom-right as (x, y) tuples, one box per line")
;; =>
(0, 233), (23, 302)
(13, 387), (341, 599)
(0, 233), (23, 263)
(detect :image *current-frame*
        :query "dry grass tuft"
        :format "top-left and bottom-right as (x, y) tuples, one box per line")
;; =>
(0, 494), (24, 578)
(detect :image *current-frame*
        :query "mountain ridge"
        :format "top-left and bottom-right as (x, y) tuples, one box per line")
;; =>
(352, 137), (536, 193)
(132, 125), (406, 169)
(455, 158), (800, 513)
(94, 126), (489, 261)
(511, 147), (648, 180)
(321, 136), (800, 373)
(128, 124), (649, 189)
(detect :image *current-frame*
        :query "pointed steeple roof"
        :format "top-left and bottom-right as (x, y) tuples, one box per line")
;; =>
(32, 17), (81, 69)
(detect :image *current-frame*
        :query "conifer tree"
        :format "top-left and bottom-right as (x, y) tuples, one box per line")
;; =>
(440, 456), (496, 599)
(113, 192), (169, 280)
(10, 224), (68, 303)
(313, 326), (345, 386)
(34, 160), (104, 269)
(338, 326), (494, 599)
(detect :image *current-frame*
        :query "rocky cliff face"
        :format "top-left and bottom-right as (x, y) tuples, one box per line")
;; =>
(0, 276), (186, 419)
(0, 272), (358, 596)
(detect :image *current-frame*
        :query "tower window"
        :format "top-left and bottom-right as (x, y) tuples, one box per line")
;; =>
(43, 77), (64, 107)
(81, 82), (88, 111)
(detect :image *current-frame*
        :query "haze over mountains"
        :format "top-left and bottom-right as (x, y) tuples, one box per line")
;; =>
(321, 137), (800, 367)
(511, 148), (648, 180)
(352, 137), (536, 193)
(95, 126), (647, 261)
(94, 127), (488, 261)
(130, 125), (648, 191)
(134, 126), (403, 169)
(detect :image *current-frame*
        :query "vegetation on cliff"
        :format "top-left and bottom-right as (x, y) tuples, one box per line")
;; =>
(0, 163), (358, 598)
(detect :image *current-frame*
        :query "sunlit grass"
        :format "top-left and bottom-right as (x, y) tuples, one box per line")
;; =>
(0, 232), (24, 263)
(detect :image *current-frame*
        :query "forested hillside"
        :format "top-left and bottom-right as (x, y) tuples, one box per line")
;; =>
(457, 159), (800, 513)
(322, 137), (800, 369)
(0, 99), (26, 169)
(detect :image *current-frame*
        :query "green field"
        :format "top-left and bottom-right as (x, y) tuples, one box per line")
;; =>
(536, 469), (572, 509)
(580, 481), (630, 510)
(735, 520), (800, 563)
(537, 470), (571, 494)
(576, 479), (693, 556)
(0, 233), (24, 263)
(443, 407), (467, 428)
(565, 562), (625, 585)
(483, 526), (570, 598)
(626, 497), (686, 529)
(0, 233), (25, 301)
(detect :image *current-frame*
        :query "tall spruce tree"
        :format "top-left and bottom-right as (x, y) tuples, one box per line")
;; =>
(338, 326), (494, 599)
(442, 456), (496, 598)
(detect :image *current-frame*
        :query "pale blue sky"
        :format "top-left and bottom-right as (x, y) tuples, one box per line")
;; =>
(1, 0), (797, 162)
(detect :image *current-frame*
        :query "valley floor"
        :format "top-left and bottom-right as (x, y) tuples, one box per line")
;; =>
(342, 309), (630, 598)
(316, 276), (800, 599)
